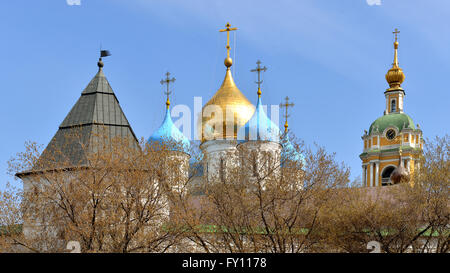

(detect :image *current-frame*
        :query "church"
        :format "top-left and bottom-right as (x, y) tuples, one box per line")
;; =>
(16, 24), (423, 241)
(146, 23), (299, 187)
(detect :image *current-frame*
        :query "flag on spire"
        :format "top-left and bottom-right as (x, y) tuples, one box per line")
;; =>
(100, 50), (111, 58)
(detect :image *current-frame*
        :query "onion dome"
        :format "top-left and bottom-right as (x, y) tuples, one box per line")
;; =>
(148, 107), (190, 153)
(390, 149), (410, 184)
(148, 72), (190, 153)
(238, 60), (280, 142)
(238, 94), (280, 142)
(200, 22), (255, 142)
(369, 113), (415, 134)
(385, 29), (405, 90)
(200, 67), (254, 142)
(281, 133), (304, 163)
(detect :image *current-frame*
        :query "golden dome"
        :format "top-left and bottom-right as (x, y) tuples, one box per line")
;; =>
(385, 29), (405, 90)
(385, 66), (405, 90)
(200, 67), (255, 142)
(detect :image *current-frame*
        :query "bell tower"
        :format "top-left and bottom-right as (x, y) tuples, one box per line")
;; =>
(360, 29), (423, 187)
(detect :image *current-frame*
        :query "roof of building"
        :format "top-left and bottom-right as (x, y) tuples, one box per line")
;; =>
(238, 96), (280, 142)
(147, 107), (190, 153)
(369, 112), (416, 135)
(29, 60), (138, 170)
(200, 68), (255, 141)
(281, 133), (304, 163)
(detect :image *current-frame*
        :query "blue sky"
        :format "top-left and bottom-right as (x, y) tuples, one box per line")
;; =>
(1, 0), (449, 189)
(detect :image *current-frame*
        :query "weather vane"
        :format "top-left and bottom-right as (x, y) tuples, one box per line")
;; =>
(250, 60), (267, 97)
(160, 72), (175, 109)
(97, 49), (111, 69)
(280, 96), (294, 134)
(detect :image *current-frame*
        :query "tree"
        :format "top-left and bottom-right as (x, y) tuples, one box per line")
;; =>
(172, 136), (351, 253)
(0, 182), (24, 252)
(3, 129), (447, 253)
(320, 135), (449, 253)
(5, 129), (188, 252)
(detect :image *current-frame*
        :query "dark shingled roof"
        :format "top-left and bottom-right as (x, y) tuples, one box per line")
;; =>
(34, 64), (138, 169)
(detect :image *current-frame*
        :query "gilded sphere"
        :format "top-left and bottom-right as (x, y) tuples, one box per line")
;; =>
(224, 57), (233, 67)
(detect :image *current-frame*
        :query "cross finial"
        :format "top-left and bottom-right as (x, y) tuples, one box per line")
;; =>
(280, 96), (295, 134)
(393, 28), (400, 42)
(250, 60), (267, 97)
(219, 22), (238, 68)
(391, 28), (400, 67)
(160, 72), (176, 109)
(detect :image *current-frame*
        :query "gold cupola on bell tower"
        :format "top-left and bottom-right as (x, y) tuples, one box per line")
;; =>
(360, 29), (423, 188)
(385, 28), (405, 91)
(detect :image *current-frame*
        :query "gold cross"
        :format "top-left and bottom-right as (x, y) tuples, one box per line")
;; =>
(160, 72), (175, 108)
(393, 28), (400, 42)
(279, 96), (294, 134)
(219, 22), (238, 58)
(250, 60), (267, 97)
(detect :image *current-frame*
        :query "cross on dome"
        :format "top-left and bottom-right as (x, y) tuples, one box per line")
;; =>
(280, 96), (295, 134)
(160, 72), (176, 109)
(219, 22), (238, 68)
(250, 60), (267, 97)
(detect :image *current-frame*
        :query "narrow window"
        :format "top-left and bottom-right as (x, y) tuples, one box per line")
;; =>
(391, 99), (396, 113)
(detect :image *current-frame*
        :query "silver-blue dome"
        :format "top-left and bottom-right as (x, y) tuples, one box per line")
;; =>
(238, 96), (280, 142)
(147, 107), (190, 153)
(281, 133), (305, 164)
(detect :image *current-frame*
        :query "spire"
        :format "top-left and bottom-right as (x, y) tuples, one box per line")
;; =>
(36, 54), (138, 168)
(250, 60), (267, 98)
(280, 96), (294, 134)
(219, 22), (238, 69)
(160, 72), (175, 109)
(385, 28), (405, 90)
(392, 28), (400, 67)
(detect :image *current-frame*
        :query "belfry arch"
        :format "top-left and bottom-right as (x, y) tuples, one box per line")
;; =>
(381, 165), (396, 186)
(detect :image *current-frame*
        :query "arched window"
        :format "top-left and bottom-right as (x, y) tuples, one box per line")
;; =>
(381, 166), (396, 186)
(391, 99), (396, 113)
